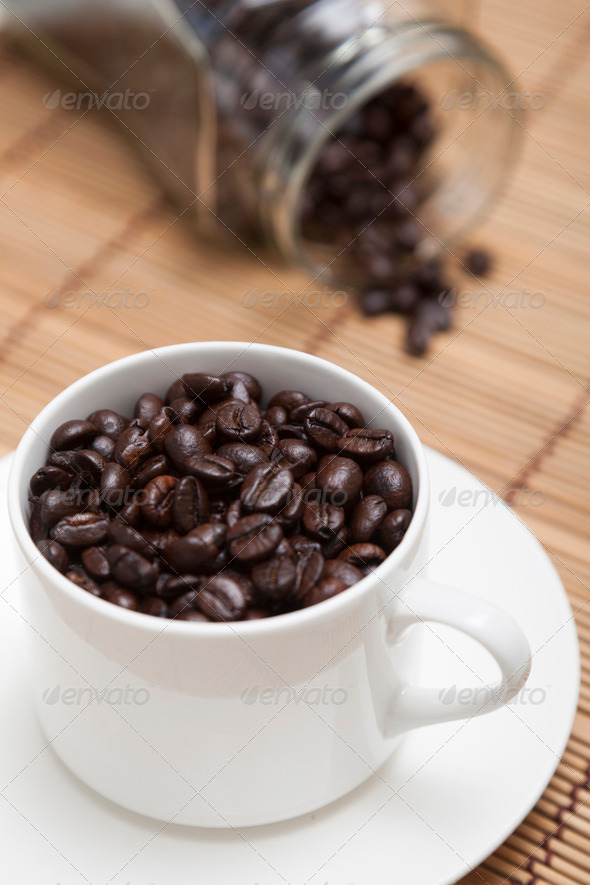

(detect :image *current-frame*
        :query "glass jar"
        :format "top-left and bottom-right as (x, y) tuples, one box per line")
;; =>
(6, 0), (521, 283)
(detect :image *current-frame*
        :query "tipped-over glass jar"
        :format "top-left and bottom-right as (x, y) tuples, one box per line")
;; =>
(7, 0), (521, 284)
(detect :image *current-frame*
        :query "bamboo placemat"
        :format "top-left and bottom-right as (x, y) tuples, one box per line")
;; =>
(0, 1), (589, 882)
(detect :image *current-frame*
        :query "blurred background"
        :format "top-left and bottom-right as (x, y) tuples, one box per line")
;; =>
(0, 1), (588, 882)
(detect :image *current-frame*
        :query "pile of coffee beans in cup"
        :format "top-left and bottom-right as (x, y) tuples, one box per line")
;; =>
(301, 82), (493, 355)
(28, 372), (413, 622)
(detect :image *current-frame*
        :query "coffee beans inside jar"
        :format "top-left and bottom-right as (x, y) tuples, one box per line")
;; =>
(28, 371), (413, 622)
(301, 82), (493, 355)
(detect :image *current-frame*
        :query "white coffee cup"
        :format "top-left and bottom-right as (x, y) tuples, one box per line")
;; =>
(8, 342), (531, 827)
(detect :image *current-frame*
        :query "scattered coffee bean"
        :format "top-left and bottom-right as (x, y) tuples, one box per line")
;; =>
(465, 248), (492, 277)
(28, 373), (414, 620)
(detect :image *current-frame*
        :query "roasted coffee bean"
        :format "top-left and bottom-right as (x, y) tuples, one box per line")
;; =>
(50, 419), (98, 452)
(362, 460), (412, 510)
(361, 288), (396, 316)
(338, 543), (386, 570)
(113, 425), (151, 470)
(197, 572), (250, 621)
(322, 526), (349, 558)
(165, 378), (186, 404)
(465, 248), (492, 277)
(51, 512), (109, 546)
(168, 589), (200, 616)
(264, 405), (288, 427)
(208, 499), (228, 524)
(108, 521), (155, 558)
(323, 559), (364, 587)
(216, 401), (261, 442)
(185, 455), (239, 489)
(222, 371), (262, 402)
(276, 423), (308, 441)
(338, 428), (395, 463)
(142, 475), (177, 527)
(291, 534), (323, 556)
(166, 523), (226, 572)
(81, 545), (111, 579)
(243, 607), (271, 620)
(302, 502), (345, 540)
(329, 402), (365, 428)
(155, 574), (201, 601)
(37, 538), (69, 573)
(276, 438), (317, 478)
(67, 566), (103, 597)
(40, 489), (82, 527)
(289, 400), (328, 423)
(316, 455), (362, 508)
(49, 449), (106, 482)
(148, 406), (182, 452)
(105, 583), (138, 609)
(256, 420), (279, 453)
(141, 596), (169, 618)
(28, 497), (56, 541)
(349, 495), (388, 543)
(226, 498), (243, 527)
(252, 554), (297, 601)
(92, 435), (116, 459)
(268, 390), (309, 412)
(134, 392), (165, 424)
(293, 548), (324, 600)
(169, 396), (200, 423)
(164, 425), (211, 471)
(304, 408), (349, 452)
(134, 454), (171, 488)
(227, 513), (283, 563)
(107, 545), (159, 591)
(182, 372), (232, 404)
(178, 609), (211, 622)
(275, 484), (304, 530)
(100, 462), (131, 508)
(87, 409), (128, 439)
(118, 500), (143, 528)
(379, 508), (412, 552)
(217, 442), (268, 475)
(30, 466), (72, 496)
(241, 464), (294, 514)
(172, 475), (209, 533)
(31, 372), (413, 621)
(302, 577), (347, 607)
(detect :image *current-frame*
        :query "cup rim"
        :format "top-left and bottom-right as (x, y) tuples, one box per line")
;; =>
(8, 342), (430, 637)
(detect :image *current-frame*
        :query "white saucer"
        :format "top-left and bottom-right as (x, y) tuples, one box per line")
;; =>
(0, 449), (579, 885)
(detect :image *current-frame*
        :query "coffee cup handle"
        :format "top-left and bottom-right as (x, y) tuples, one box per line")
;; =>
(385, 577), (532, 733)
